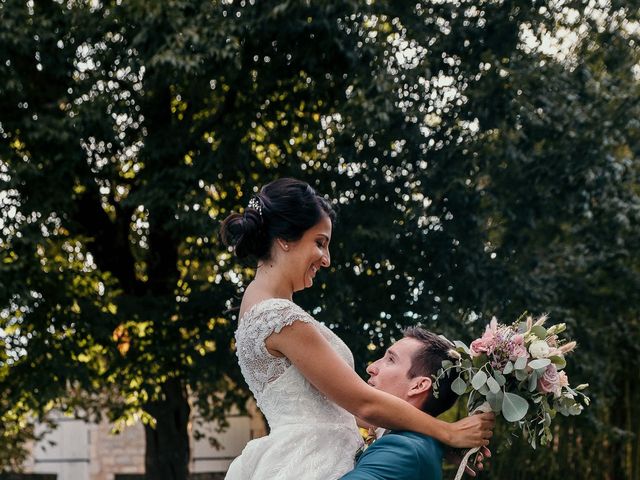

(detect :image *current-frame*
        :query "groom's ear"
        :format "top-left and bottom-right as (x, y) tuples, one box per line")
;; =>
(408, 376), (432, 398)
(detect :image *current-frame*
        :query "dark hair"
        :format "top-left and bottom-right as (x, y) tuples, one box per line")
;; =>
(219, 178), (336, 259)
(402, 326), (460, 416)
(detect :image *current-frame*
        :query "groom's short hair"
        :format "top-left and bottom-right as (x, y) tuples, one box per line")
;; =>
(402, 326), (459, 416)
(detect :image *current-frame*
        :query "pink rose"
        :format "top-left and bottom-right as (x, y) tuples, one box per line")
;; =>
(558, 371), (569, 388)
(470, 318), (500, 357)
(538, 364), (561, 396)
(470, 335), (493, 356)
(509, 334), (528, 360)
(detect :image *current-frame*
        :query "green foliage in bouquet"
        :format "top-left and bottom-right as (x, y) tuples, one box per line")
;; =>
(435, 315), (589, 449)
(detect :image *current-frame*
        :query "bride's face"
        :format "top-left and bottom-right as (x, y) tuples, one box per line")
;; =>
(366, 338), (424, 401)
(282, 214), (332, 292)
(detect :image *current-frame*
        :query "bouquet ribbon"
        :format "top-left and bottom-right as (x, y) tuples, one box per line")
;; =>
(454, 401), (493, 480)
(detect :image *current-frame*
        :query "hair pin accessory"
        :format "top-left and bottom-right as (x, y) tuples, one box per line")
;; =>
(247, 197), (263, 218)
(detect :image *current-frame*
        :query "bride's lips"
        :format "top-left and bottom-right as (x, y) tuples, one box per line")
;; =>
(309, 264), (318, 277)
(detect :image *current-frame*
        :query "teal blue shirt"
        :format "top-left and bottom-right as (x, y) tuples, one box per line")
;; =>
(340, 431), (443, 480)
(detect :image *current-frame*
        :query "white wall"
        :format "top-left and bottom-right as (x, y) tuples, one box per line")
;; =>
(22, 406), (265, 480)
(31, 417), (90, 480)
(191, 415), (253, 474)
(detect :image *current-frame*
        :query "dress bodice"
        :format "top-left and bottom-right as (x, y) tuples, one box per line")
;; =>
(234, 298), (356, 429)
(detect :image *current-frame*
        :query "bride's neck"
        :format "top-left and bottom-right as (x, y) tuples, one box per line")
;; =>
(253, 262), (294, 300)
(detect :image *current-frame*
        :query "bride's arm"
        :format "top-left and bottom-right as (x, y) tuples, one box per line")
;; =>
(266, 320), (494, 449)
(355, 417), (374, 429)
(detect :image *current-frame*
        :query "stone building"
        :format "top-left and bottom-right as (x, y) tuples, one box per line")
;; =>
(17, 403), (266, 480)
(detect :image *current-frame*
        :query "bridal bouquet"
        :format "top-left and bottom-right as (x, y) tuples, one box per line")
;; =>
(435, 314), (589, 449)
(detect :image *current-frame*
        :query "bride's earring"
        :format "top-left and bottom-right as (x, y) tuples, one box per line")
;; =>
(278, 239), (290, 252)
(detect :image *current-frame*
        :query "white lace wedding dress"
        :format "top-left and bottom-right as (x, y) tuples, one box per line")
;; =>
(225, 298), (363, 480)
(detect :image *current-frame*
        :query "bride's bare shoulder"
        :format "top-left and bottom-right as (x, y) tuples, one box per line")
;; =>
(238, 287), (293, 320)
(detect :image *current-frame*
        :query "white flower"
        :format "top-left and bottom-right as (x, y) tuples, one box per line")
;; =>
(529, 340), (551, 358)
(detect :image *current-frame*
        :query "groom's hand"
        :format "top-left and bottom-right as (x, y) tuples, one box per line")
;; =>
(466, 446), (491, 477)
(445, 446), (491, 477)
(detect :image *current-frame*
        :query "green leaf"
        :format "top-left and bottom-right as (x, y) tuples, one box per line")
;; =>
(529, 372), (538, 392)
(487, 375), (501, 394)
(471, 370), (488, 390)
(531, 325), (547, 339)
(494, 371), (506, 386)
(550, 355), (566, 369)
(487, 390), (504, 412)
(503, 361), (514, 374)
(529, 358), (551, 370)
(514, 357), (528, 370)
(451, 377), (468, 395)
(502, 392), (529, 422)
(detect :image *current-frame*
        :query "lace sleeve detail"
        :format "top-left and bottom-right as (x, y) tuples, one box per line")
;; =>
(235, 298), (314, 397)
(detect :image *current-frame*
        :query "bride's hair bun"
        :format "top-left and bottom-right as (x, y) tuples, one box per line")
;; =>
(219, 198), (268, 259)
(219, 178), (336, 260)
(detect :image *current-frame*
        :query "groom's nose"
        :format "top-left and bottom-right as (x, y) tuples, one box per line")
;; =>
(366, 362), (379, 376)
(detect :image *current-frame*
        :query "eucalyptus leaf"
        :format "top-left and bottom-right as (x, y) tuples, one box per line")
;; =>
(531, 325), (547, 339)
(514, 357), (528, 370)
(503, 361), (514, 374)
(529, 358), (551, 370)
(529, 373), (538, 392)
(487, 375), (501, 394)
(471, 370), (488, 390)
(550, 356), (567, 369)
(451, 377), (468, 396)
(494, 371), (506, 386)
(502, 392), (529, 422)
(487, 390), (504, 412)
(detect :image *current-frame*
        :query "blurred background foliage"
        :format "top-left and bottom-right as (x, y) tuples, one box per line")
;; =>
(1, 0), (639, 479)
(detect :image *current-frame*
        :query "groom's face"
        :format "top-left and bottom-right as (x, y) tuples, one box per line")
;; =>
(366, 337), (423, 401)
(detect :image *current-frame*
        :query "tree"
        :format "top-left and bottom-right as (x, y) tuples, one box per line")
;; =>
(1, 1), (639, 479)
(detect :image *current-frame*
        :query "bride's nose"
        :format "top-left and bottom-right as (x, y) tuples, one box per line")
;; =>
(321, 250), (330, 268)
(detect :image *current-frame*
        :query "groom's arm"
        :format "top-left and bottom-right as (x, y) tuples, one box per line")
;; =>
(341, 434), (439, 480)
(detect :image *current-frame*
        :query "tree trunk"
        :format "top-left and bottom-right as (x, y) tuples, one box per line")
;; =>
(144, 378), (191, 480)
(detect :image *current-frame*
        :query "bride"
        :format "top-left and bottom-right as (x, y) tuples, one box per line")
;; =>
(221, 178), (494, 480)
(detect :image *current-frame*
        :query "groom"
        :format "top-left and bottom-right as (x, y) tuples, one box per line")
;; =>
(341, 326), (491, 480)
